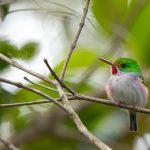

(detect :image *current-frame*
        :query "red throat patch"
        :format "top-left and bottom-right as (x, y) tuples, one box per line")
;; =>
(111, 66), (118, 74)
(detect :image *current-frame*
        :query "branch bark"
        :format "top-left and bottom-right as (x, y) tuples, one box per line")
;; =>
(0, 78), (150, 114)
(56, 82), (112, 150)
(0, 53), (54, 85)
(44, 59), (112, 150)
(0, 137), (19, 150)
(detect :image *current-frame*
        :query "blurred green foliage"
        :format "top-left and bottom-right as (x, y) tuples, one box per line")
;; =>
(0, 41), (38, 72)
(0, 0), (150, 150)
(130, 1), (150, 66)
(92, 0), (128, 33)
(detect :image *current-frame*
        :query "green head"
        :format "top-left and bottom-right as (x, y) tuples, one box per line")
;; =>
(98, 57), (143, 80)
(113, 58), (142, 73)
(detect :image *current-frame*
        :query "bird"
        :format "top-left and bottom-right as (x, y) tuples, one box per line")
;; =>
(98, 57), (148, 132)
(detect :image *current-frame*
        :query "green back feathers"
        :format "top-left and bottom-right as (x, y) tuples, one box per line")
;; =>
(113, 58), (144, 81)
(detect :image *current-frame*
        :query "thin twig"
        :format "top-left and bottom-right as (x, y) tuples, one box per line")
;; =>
(0, 100), (51, 108)
(43, 58), (76, 95)
(43, 0), (96, 30)
(60, 0), (90, 81)
(0, 97), (75, 108)
(0, 53), (54, 85)
(0, 137), (19, 150)
(9, 9), (75, 17)
(24, 77), (58, 93)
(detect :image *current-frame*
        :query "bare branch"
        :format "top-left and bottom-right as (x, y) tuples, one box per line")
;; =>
(0, 78), (112, 149)
(0, 96), (74, 109)
(0, 77), (67, 112)
(45, 59), (112, 149)
(9, 9), (75, 18)
(0, 100), (50, 108)
(60, 0), (91, 80)
(0, 137), (19, 150)
(75, 94), (150, 114)
(0, 97), (74, 108)
(24, 77), (58, 93)
(0, 92), (150, 115)
(43, 58), (76, 95)
(0, 53), (54, 85)
(1, 77), (150, 114)
(55, 81), (112, 150)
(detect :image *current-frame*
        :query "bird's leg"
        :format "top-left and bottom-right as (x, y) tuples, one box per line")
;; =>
(131, 104), (138, 112)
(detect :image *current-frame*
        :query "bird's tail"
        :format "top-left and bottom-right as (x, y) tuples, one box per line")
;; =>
(129, 111), (137, 132)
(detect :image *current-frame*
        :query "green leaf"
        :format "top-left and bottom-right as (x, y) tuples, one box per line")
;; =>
(92, 0), (128, 33)
(18, 42), (38, 60)
(0, 41), (38, 71)
(0, 40), (18, 71)
(0, 87), (13, 103)
(0, 40), (18, 56)
(54, 48), (98, 74)
(0, 87), (14, 121)
(14, 88), (42, 102)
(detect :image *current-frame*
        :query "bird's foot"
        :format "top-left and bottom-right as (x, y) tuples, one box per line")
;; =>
(131, 105), (138, 112)
(116, 101), (125, 107)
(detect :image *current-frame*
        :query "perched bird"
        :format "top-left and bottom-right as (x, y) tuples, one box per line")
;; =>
(98, 57), (148, 132)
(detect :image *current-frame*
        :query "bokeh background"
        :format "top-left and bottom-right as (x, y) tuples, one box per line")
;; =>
(0, 0), (150, 150)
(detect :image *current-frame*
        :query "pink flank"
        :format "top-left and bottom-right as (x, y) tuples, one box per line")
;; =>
(135, 78), (148, 105)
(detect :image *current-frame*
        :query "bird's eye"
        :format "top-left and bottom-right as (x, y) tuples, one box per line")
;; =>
(121, 63), (126, 68)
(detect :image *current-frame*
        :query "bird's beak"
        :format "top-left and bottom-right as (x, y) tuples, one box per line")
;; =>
(97, 57), (116, 68)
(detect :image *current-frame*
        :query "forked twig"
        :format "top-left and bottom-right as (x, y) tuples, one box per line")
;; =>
(0, 78), (67, 112)
(43, 59), (112, 150)
(43, 58), (76, 95)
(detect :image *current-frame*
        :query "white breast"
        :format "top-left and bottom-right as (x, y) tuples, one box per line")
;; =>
(105, 74), (148, 107)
